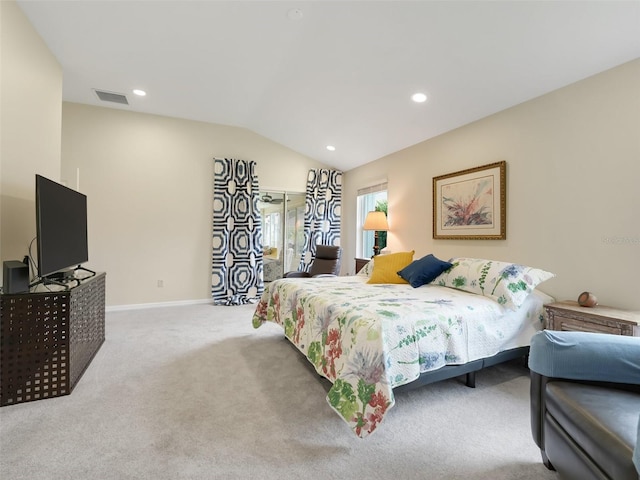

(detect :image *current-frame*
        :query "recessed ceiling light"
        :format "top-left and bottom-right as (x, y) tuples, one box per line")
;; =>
(411, 92), (427, 103)
(133, 89), (146, 96)
(326, 145), (336, 151)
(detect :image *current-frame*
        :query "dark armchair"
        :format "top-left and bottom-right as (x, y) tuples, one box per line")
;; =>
(529, 329), (640, 480)
(283, 245), (342, 278)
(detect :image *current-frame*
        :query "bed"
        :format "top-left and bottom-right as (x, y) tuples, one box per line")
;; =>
(252, 255), (555, 438)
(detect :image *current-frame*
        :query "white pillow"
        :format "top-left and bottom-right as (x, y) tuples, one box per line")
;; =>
(433, 257), (555, 310)
(356, 259), (374, 277)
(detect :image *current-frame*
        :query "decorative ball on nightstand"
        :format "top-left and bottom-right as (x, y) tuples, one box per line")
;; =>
(578, 291), (598, 307)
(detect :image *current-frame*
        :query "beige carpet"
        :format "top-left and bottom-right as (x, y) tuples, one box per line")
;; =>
(0, 303), (557, 480)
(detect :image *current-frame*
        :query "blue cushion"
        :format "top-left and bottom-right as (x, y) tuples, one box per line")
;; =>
(397, 254), (453, 288)
(529, 330), (640, 385)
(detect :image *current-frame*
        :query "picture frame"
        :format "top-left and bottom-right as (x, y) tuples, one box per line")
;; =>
(433, 161), (506, 240)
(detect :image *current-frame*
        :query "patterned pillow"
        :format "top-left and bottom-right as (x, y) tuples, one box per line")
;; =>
(433, 257), (555, 310)
(357, 259), (374, 277)
(367, 251), (415, 284)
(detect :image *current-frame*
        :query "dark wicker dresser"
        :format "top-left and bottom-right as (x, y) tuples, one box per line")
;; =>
(0, 273), (106, 406)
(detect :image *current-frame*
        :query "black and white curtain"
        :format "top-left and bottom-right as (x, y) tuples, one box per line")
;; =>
(211, 158), (263, 305)
(298, 168), (342, 271)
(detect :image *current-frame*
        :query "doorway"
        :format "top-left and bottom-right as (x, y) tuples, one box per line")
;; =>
(259, 191), (306, 282)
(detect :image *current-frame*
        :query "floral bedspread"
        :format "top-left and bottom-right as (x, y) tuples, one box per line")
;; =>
(252, 275), (546, 438)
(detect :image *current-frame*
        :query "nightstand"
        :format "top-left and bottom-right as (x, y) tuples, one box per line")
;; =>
(545, 301), (640, 336)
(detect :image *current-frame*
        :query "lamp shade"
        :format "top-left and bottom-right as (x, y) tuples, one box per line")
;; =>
(363, 211), (389, 231)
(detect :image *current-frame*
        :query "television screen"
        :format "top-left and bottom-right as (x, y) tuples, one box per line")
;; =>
(35, 174), (88, 278)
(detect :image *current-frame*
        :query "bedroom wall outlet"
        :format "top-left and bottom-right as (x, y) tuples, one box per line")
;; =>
(157, 279), (164, 288)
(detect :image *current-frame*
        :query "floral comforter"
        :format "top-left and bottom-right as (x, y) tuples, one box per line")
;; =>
(252, 275), (547, 438)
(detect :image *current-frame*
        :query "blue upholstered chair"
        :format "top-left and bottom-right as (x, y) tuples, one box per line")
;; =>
(529, 329), (640, 480)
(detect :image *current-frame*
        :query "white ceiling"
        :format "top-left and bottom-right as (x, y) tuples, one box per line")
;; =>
(17, 1), (640, 172)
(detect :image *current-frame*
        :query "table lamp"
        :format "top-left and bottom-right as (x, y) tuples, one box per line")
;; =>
(363, 211), (389, 257)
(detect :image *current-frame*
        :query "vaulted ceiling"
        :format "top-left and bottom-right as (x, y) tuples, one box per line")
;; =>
(17, 1), (640, 171)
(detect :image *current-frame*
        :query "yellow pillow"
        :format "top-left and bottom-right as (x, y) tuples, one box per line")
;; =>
(367, 251), (415, 284)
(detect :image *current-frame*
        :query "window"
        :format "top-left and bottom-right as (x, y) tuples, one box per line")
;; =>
(357, 182), (388, 257)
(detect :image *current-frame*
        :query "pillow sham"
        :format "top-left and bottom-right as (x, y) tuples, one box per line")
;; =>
(433, 257), (555, 310)
(397, 254), (453, 288)
(357, 259), (374, 277)
(367, 251), (415, 284)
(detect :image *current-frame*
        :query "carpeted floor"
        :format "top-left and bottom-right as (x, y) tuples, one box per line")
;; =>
(0, 303), (558, 480)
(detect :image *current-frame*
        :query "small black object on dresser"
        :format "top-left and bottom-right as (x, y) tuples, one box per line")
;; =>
(2, 260), (29, 294)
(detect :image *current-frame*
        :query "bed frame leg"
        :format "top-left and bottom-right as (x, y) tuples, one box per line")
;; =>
(465, 372), (476, 388)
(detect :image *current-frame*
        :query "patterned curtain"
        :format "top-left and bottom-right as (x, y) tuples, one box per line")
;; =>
(298, 168), (342, 272)
(211, 158), (263, 305)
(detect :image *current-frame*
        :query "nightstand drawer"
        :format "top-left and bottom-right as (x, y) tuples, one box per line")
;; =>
(545, 301), (640, 337)
(551, 314), (625, 335)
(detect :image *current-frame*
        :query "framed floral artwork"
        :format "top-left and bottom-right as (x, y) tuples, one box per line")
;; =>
(432, 161), (506, 240)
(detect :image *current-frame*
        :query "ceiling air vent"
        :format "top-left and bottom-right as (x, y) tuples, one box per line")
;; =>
(94, 89), (129, 105)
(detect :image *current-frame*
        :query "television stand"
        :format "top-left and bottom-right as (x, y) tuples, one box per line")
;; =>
(0, 272), (106, 406)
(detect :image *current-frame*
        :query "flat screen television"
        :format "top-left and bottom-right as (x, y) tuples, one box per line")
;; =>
(35, 174), (89, 279)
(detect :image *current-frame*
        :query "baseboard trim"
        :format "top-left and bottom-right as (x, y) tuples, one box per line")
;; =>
(106, 298), (214, 312)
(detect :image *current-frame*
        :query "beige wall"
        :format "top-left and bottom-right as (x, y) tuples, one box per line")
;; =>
(0, 0), (62, 283)
(4, 0), (638, 312)
(61, 103), (327, 306)
(343, 59), (640, 310)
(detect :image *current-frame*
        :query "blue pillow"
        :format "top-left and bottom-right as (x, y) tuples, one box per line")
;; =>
(397, 254), (453, 288)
